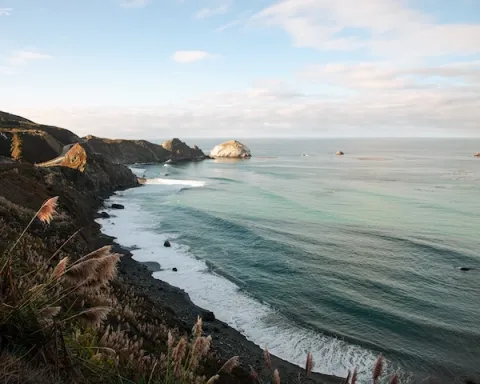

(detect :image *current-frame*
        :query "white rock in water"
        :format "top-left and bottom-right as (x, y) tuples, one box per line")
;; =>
(210, 140), (251, 158)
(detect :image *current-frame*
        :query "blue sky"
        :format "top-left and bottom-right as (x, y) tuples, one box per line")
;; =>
(1, 0), (480, 138)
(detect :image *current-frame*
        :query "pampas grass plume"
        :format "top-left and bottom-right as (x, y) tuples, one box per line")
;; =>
(37, 196), (58, 224)
(264, 348), (272, 369)
(219, 356), (239, 374)
(373, 354), (383, 383)
(351, 368), (358, 384)
(206, 374), (219, 384)
(52, 257), (68, 279)
(273, 369), (280, 384)
(305, 352), (313, 378)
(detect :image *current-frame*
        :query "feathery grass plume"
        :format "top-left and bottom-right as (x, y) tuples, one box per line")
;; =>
(249, 365), (259, 383)
(273, 368), (280, 384)
(201, 335), (212, 356)
(171, 337), (187, 377)
(373, 354), (383, 383)
(76, 245), (112, 264)
(264, 348), (272, 369)
(389, 373), (399, 384)
(65, 258), (100, 284)
(192, 316), (202, 339)
(206, 374), (219, 384)
(74, 306), (111, 327)
(167, 330), (174, 350)
(343, 370), (351, 384)
(93, 253), (120, 284)
(2, 196), (59, 263)
(219, 356), (239, 374)
(52, 257), (68, 279)
(37, 196), (58, 224)
(351, 368), (357, 384)
(305, 352), (313, 378)
(38, 306), (61, 320)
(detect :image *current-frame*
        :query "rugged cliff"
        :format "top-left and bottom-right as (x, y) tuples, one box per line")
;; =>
(0, 111), (138, 194)
(84, 135), (206, 164)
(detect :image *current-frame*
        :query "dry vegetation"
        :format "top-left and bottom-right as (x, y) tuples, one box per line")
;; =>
(10, 133), (22, 161)
(0, 195), (400, 384)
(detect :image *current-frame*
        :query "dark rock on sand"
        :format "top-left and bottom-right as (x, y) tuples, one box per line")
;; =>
(172, 267), (178, 272)
(140, 261), (162, 273)
(164, 240), (171, 247)
(111, 203), (124, 209)
(202, 310), (215, 322)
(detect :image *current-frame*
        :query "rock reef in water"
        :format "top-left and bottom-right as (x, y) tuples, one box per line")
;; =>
(210, 140), (251, 158)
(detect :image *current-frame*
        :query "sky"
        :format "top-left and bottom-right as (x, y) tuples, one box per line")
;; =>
(1, 0), (480, 139)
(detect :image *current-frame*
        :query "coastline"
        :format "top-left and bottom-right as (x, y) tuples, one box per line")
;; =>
(96, 188), (344, 384)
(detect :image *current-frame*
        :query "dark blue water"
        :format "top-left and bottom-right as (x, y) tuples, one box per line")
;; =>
(109, 139), (480, 383)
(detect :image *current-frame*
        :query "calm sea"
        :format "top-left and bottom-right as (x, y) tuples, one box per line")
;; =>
(98, 139), (480, 383)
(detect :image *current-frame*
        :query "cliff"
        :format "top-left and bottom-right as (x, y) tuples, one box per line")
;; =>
(84, 135), (206, 164)
(0, 111), (138, 195)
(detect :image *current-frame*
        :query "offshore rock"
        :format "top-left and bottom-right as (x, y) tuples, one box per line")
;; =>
(210, 140), (251, 158)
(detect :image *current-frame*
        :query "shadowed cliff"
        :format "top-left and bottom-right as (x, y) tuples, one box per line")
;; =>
(84, 135), (206, 164)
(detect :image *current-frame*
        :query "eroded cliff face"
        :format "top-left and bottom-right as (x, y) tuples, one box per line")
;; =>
(84, 136), (206, 164)
(0, 111), (138, 195)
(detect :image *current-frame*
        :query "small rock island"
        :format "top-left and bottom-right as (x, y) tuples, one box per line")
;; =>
(210, 140), (251, 158)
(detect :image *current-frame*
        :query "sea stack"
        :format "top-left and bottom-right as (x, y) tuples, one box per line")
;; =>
(336, 151), (344, 156)
(210, 140), (251, 159)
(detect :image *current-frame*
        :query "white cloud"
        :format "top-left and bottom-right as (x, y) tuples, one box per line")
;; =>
(298, 62), (480, 90)
(250, 0), (480, 60)
(7, 51), (52, 66)
(120, 0), (151, 8)
(0, 7), (12, 16)
(0, 66), (16, 75)
(171, 50), (217, 63)
(195, 4), (229, 19)
(9, 73), (480, 139)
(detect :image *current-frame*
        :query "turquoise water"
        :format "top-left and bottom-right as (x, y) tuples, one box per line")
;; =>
(122, 139), (480, 382)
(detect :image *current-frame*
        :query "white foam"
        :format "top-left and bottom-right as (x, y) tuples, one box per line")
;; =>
(128, 167), (147, 177)
(97, 192), (401, 383)
(144, 178), (206, 187)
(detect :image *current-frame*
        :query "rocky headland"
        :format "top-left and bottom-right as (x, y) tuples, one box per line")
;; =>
(0, 111), (341, 384)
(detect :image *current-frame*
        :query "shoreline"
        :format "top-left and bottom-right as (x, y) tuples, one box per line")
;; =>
(96, 190), (344, 384)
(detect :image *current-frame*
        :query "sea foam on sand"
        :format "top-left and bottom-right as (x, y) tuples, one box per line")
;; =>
(97, 185), (396, 383)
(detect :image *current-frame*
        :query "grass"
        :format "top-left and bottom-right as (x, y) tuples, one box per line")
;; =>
(10, 133), (22, 161)
(0, 195), (407, 384)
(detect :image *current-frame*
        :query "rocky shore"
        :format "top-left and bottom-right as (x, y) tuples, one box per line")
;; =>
(0, 110), (343, 383)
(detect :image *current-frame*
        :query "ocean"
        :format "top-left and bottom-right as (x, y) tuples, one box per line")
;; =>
(97, 138), (480, 383)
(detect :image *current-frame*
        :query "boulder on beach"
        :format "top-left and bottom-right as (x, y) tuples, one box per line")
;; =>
(164, 240), (171, 248)
(336, 151), (344, 156)
(140, 261), (162, 273)
(172, 267), (178, 272)
(210, 140), (251, 159)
